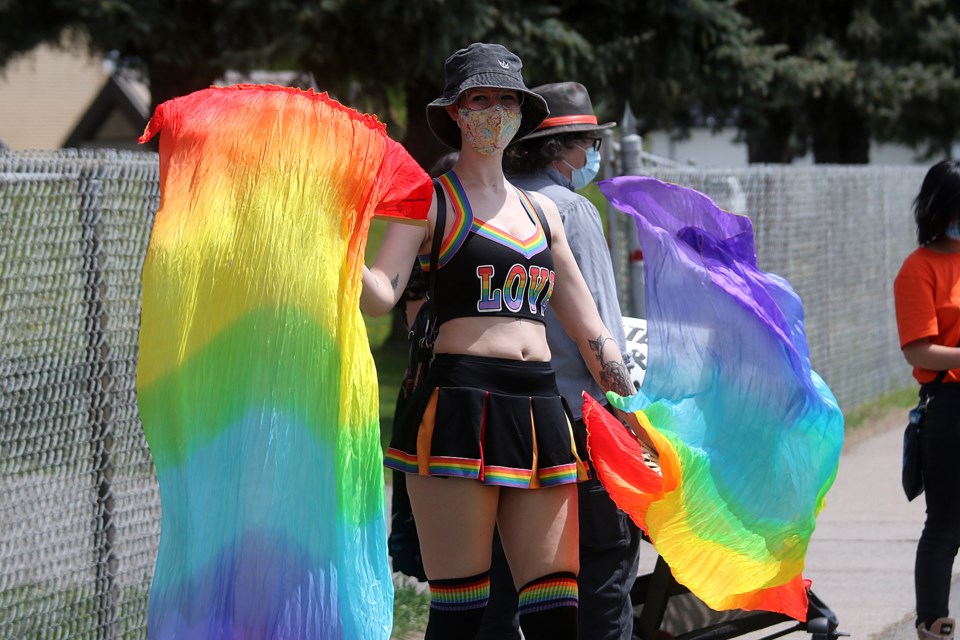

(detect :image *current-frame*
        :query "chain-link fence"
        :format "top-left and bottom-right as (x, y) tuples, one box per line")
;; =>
(605, 138), (924, 411)
(0, 148), (925, 637)
(1, 150), (159, 638)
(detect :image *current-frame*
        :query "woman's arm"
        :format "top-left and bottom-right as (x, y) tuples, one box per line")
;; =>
(360, 196), (434, 317)
(538, 194), (634, 399)
(902, 338), (960, 372)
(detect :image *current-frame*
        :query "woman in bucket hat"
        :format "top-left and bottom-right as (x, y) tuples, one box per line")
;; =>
(499, 82), (641, 640)
(361, 43), (634, 640)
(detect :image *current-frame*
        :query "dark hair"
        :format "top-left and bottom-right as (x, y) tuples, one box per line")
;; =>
(503, 132), (587, 176)
(914, 159), (960, 245)
(429, 151), (459, 178)
(402, 263), (428, 302)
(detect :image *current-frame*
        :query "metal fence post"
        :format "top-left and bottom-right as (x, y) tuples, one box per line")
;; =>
(601, 129), (618, 257)
(601, 129), (633, 316)
(79, 166), (118, 639)
(619, 135), (646, 317)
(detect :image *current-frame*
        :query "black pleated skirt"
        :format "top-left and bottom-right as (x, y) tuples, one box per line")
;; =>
(385, 354), (589, 488)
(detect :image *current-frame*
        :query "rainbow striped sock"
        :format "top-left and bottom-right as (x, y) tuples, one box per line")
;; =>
(428, 572), (491, 612)
(518, 572), (579, 615)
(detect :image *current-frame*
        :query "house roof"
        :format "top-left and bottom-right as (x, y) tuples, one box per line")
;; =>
(0, 39), (322, 152)
(62, 73), (150, 149)
(62, 69), (319, 150)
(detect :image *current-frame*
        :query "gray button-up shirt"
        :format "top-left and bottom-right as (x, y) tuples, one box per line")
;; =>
(511, 167), (627, 419)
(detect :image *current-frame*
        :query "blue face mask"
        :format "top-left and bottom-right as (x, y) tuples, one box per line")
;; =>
(562, 144), (601, 190)
(946, 222), (960, 241)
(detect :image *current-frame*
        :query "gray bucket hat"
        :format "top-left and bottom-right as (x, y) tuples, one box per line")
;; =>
(521, 82), (616, 140)
(426, 43), (549, 150)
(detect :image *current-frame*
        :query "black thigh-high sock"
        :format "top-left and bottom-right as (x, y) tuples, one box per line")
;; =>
(517, 571), (579, 640)
(424, 572), (490, 640)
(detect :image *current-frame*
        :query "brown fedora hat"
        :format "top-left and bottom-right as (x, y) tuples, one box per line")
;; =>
(522, 82), (615, 140)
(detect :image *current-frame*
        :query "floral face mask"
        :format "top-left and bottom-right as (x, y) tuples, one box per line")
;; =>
(457, 104), (521, 155)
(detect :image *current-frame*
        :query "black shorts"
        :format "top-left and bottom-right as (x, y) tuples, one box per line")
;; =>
(384, 354), (588, 488)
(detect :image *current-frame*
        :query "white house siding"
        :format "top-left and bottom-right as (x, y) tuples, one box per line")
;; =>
(0, 40), (107, 150)
(646, 126), (930, 167)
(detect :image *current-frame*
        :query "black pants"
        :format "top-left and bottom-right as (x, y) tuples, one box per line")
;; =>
(916, 383), (960, 627)
(477, 416), (643, 640)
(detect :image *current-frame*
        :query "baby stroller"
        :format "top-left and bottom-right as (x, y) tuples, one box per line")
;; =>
(631, 541), (845, 640)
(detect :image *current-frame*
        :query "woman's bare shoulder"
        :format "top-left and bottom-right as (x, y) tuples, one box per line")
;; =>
(527, 190), (564, 230)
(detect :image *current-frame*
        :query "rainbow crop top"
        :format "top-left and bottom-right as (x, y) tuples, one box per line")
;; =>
(419, 172), (555, 326)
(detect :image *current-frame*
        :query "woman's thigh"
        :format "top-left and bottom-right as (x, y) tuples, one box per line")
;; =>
(496, 484), (579, 588)
(406, 474), (500, 580)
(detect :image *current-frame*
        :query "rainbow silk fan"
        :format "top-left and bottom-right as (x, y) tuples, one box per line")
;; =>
(584, 176), (844, 622)
(136, 85), (431, 639)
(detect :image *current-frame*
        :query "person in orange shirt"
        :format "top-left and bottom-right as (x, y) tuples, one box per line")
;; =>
(894, 159), (960, 640)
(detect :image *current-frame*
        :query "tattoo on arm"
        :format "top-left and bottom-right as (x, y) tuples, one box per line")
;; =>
(589, 334), (634, 397)
(390, 273), (400, 291)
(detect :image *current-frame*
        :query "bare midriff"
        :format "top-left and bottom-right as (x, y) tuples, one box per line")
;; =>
(433, 316), (553, 362)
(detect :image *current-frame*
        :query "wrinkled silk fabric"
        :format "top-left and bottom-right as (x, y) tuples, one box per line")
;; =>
(136, 85), (431, 639)
(584, 176), (843, 621)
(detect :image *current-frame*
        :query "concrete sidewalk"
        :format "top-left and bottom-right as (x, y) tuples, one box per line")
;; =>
(801, 412), (960, 639)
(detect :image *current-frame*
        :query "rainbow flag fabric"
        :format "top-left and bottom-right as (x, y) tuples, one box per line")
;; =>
(136, 85), (431, 639)
(584, 176), (844, 621)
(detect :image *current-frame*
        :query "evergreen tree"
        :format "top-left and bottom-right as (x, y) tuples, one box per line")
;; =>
(739, 0), (960, 163)
(4, 0), (960, 164)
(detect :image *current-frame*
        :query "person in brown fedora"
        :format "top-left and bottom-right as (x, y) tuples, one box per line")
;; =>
(361, 45), (635, 640)
(502, 81), (641, 640)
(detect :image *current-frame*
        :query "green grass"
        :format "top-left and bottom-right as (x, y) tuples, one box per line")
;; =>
(842, 386), (917, 430)
(0, 585), (150, 638)
(391, 582), (430, 639)
(373, 340), (409, 450)
(1, 583), (428, 639)
(365, 313), (394, 352)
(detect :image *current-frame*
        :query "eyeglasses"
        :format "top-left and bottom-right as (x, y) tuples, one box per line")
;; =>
(577, 137), (602, 152)
(458, 90), (524, 112)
